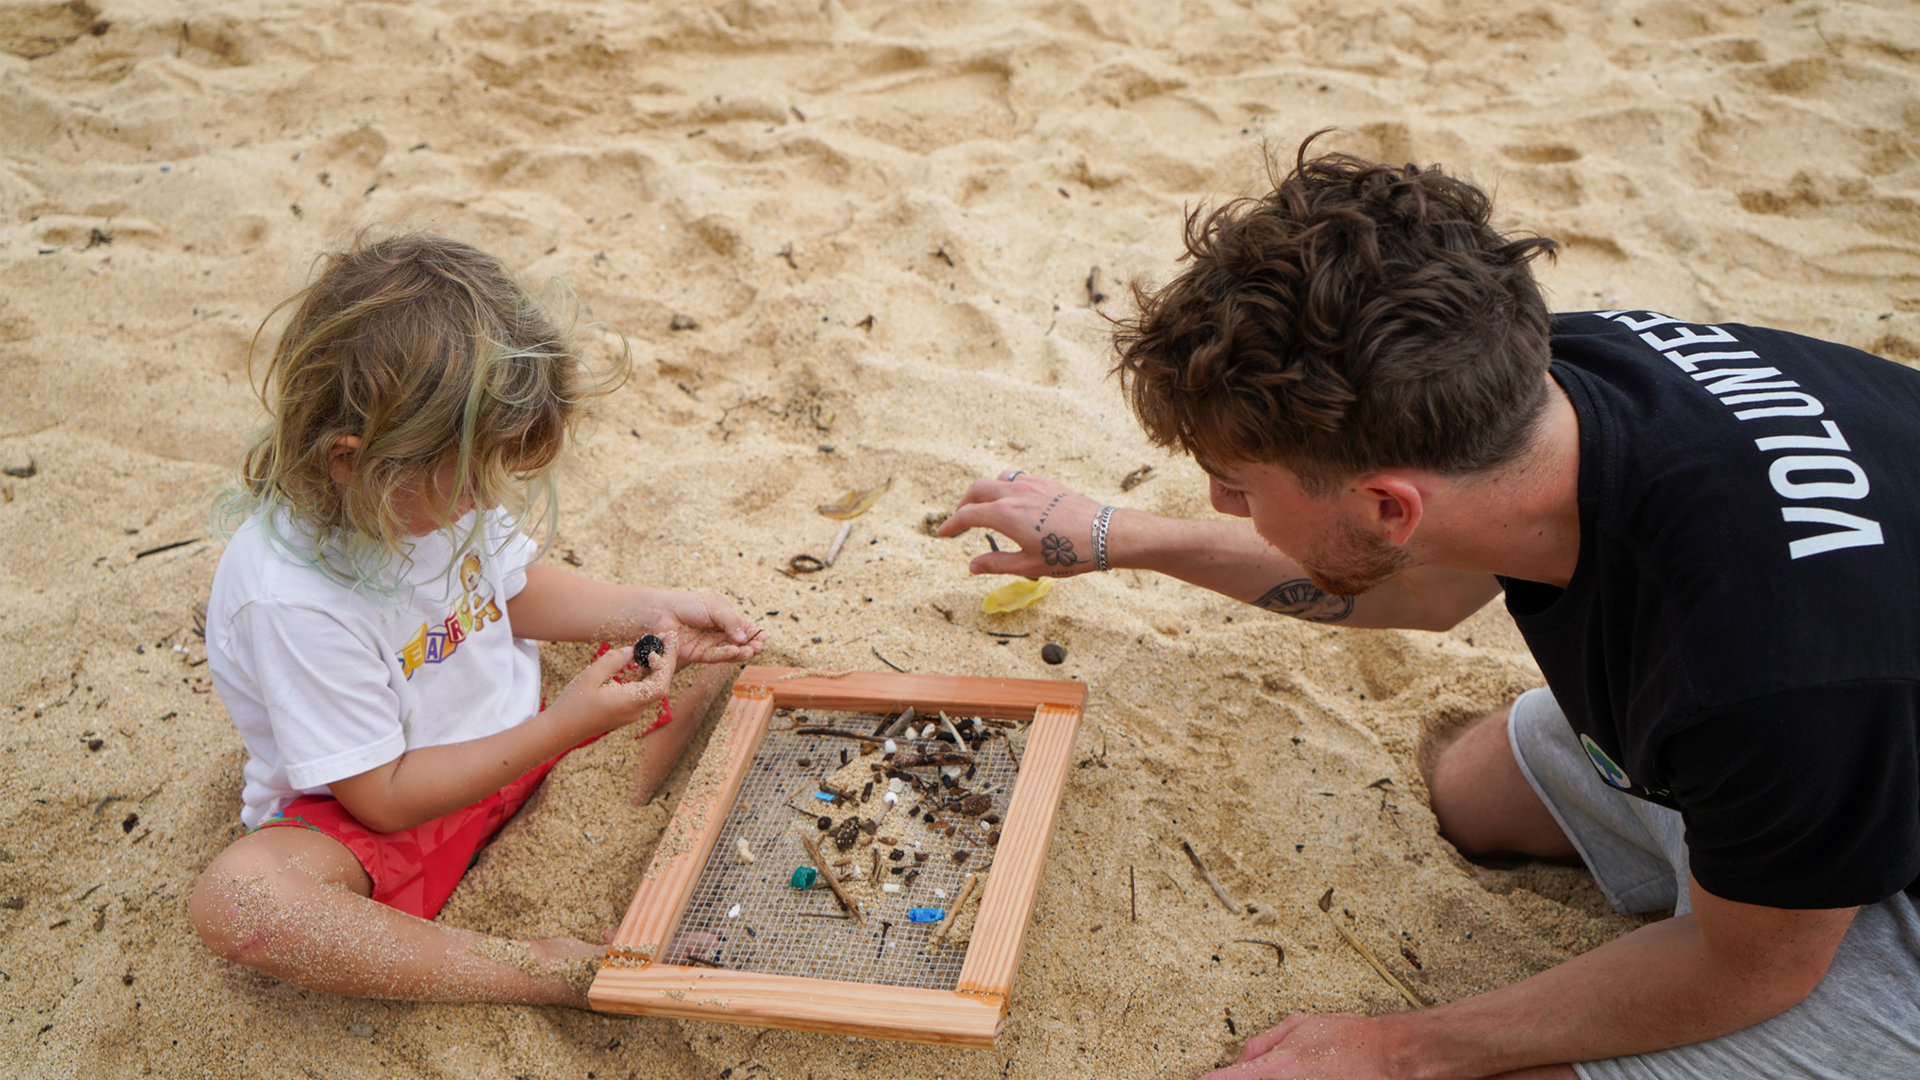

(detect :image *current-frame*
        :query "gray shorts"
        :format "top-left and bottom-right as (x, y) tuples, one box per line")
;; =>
(1507, 688), (1920, 1080)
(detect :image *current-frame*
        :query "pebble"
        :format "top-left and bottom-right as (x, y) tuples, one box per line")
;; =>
(883, 739), (898, 754)
(1041, 642), (1067, 664)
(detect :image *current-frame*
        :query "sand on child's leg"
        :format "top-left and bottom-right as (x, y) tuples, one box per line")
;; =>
(189, 823), (601, 1006)
(630, 663), (739, 806)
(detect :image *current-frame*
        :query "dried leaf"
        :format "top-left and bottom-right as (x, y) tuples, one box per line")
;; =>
(981, 577), (1052, 613)
(818, 477), (892, 519)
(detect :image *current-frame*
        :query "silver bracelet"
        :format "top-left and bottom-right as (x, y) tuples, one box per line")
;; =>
(1092, 505), (1118, 572)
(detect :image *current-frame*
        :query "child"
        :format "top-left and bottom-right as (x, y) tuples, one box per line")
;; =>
(188, 232), (764, 1006)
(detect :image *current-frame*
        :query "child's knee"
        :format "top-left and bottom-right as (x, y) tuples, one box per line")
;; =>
(188, 839), (322, 964)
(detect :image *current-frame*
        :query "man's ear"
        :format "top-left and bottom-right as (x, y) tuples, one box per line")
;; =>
(327, 435), (363, 488)
(1351, 473), (1424, 546)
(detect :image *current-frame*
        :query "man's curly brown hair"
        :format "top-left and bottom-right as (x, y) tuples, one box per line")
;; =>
(1113, 133), (1559, 495)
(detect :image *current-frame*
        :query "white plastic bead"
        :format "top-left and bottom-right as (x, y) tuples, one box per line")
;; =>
(882, 883), (902, 894)
(883, 739), (897, 754)
(727, 904), (741, 918)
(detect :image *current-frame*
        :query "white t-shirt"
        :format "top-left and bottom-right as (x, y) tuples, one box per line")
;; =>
(205, 508), (543, 827)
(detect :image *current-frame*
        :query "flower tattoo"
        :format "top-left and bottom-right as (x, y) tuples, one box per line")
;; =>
(1041, 533), (1082, 567)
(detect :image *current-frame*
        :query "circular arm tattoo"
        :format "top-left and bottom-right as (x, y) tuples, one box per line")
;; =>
(1251, 578), (1355, 623)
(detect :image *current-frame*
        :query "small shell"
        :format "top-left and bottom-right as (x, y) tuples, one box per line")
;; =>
(982, 577), (1052, 613)
(882, 791), (898, 804)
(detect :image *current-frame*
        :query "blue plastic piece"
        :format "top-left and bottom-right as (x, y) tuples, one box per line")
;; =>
(812, 791), (836, 801)
(907, 907), (946, 924)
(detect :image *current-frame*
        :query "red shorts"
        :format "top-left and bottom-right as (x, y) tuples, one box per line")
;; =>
(255, 733), (603, 920)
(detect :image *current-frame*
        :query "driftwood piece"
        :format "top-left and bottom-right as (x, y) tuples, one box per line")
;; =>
(803, 832), (863, 921)
(1181, 839), (1243, 914)
(932, 872), (980, 948)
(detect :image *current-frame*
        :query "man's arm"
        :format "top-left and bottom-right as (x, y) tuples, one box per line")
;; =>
(939, 473), (1500, 632)
(1207, 878), (1858, 1080)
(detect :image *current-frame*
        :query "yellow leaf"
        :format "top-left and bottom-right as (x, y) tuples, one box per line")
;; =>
(981, 577), (1052, 613)
(817, 477), (893, 519)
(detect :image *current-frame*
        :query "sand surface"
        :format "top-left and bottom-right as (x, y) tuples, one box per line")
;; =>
(5, 1), (1919, 1077)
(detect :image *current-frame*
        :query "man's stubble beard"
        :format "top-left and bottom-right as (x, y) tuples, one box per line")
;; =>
(1300, 513), (1412, 598)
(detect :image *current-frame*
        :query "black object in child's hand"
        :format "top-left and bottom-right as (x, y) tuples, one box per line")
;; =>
(634, 634), (667, 669)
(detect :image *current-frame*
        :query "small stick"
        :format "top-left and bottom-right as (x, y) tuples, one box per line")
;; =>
(977, 629), (1030, 639)
(1005, 739), (1022, 772)
(1233, 939), (1285, 964)
(683, 954), (724, 968)
(938, 710), (966, 746)
(794, 727), (887, 742)
(794, 912), (852, 921)
(881, 705), (917, 738)
(825, 521), (853, 566)
(1319, 889), (1425, 1008)
(871, 647), (907, 673)
(1130, 865), (1138, 922)
(801, 833), (863, 921)
(932, 872), (980, 948)
(1181, 839), (1243, 914)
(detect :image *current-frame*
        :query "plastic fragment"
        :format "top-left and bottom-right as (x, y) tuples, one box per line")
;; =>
(982, 577), (1052, 613)
(727, 904), (742, 918)
(907, 907), (945, 924)
(813, 791), (836, 801)
(789, 866), (818, 889)
(883, 739), (897, 754)
(882, 791), (898, 804)
(883, 884), (902, 894)
(933, 888), (948, 900)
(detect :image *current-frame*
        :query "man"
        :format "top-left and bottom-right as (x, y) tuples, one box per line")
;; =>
(940, 139), (1920, 1079)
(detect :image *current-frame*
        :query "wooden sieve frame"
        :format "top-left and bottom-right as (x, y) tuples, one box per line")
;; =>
(588, 665), (1086, 1047)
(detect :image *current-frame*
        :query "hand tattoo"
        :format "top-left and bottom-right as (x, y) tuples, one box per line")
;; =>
(1034, 492), (1067, 533)
(1040, 533), (1082, 569)
(1252, 578), (1355, 623)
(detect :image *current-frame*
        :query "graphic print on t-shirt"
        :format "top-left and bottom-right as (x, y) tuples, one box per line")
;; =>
(396, 551), (505, 679)
(1580, 733), (1632, 789)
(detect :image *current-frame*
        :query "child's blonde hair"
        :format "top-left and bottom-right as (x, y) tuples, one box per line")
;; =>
(215, 232), (628, 588)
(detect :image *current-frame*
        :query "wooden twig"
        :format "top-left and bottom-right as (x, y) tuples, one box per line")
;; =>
(1006, 739), (1021, 772)
(825, 521), (853, 566)
(871, 647), (907, 673)
(1180, 839), (1243, 914)
(1319, 888), (1425, 1008)
(938, 710), (966, 746)
(1233, 938), (1285, 964)
(801, 833), (862, 921)
(881, 706), (916, 738)
(794, 727), (884, 742)
(933, 872), (980, 948)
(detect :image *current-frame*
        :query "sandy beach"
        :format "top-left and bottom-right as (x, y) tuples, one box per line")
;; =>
(4, 1), (1918, 1076)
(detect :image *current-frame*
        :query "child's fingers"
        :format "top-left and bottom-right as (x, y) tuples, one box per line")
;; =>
(582, 644), (635, 686)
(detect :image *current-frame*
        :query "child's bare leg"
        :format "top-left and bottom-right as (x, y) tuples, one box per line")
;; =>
(189, 826), (600, 1005)
(630, 662), (738, 805)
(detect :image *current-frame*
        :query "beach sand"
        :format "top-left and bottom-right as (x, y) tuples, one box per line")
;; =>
(4, 1), (1917, 1076)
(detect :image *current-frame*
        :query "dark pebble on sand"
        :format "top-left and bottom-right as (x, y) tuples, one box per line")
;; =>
(1041, 642), (1067, 664)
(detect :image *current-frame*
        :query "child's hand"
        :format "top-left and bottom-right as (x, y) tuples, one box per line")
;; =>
(550, 637), (678, 738)
(649, 590), (768, 664)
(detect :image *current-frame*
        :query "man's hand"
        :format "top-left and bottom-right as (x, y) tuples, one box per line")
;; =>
(939, 470), (1106, 578)
(1201, 1014), (1402, 1080)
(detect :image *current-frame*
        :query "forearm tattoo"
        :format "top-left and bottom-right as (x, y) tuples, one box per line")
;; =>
(1251, 578), (1355, 623)
(1040, 533), (1082, 574)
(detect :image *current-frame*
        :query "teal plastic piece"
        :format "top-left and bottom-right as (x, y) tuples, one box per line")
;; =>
(789, 865), (818, 890)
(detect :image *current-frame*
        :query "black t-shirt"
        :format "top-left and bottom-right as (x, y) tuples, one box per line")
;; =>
(1500, 311), (1920, 909)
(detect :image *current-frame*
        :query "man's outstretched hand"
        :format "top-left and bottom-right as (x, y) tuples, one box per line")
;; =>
(940, 470), (1107, 578)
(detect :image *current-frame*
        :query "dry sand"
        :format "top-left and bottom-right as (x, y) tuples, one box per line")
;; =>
(4, 1), (1919, 1077)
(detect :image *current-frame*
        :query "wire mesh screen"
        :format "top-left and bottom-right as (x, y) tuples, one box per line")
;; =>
(662, 708), (1030, 990)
